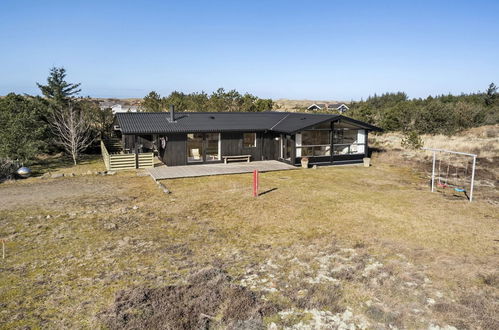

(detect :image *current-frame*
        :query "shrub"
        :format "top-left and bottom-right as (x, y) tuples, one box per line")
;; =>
(0, 93), (49, 162)
(0, 158), (19, 182)
(401, 131), (423, 150)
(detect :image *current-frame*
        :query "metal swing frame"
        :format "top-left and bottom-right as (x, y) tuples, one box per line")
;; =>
(423, 148), (477, 202)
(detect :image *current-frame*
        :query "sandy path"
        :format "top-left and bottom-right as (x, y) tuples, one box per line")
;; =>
(0, 177), (117, 210)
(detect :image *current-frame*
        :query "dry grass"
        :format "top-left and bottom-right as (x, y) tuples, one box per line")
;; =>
(373, 125), (499, 159)
(0, 153), (497, 328)
(370, 125), (499, 204)
(29, 153), (106, 176)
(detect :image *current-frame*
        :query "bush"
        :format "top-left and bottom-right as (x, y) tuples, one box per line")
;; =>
(401, 131), (423, 150)
(0, 158), (19, 182)
(0, 93), (49, 162)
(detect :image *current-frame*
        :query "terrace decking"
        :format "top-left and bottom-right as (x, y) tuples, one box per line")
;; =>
(147, 160), (296, 180)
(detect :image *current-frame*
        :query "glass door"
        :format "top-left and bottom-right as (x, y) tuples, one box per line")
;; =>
(187, 133), (204, 163)
(285, 137), (292, 160)
(280, 135), (292, 161)
(205, 133), (220, 161)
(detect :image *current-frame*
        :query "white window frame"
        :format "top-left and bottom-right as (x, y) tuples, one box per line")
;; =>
(295, 131), (331, 157)
(332, 128), (366, 155)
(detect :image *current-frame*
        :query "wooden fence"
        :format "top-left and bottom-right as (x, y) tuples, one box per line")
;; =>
(101, 141), (154, 171)
(137, 153), (155, 168)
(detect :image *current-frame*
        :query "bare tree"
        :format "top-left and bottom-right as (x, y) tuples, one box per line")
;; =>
(51, 102), (94, 165)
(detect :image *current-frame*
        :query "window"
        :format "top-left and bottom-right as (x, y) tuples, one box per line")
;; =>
(280, 135), (292, 160)
(312, 122), (331, 130)
(333, 129), (365, 155)
(205, 133), (221, 161)
(302, 130), (330, 145)
(186, 133), (221, 162)
(243, 133), (256, 147)
(296, 130), (331, 157)
(187, 133), (203, 162)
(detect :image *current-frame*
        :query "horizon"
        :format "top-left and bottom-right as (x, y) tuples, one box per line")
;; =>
(1, 0), (498, 101)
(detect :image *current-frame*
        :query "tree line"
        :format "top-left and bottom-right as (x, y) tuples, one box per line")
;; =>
(347, 83), (498, 135)
(141, 89), (274, 112)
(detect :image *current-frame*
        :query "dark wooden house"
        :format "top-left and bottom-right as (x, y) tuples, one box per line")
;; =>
(113, 107), (381, 167)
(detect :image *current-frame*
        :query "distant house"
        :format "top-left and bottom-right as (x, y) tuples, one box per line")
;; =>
(307, 103), (326, 111)
(307, 103), (349, 113)
(99, 101), (139, 114)
(327, 103), (349, 113)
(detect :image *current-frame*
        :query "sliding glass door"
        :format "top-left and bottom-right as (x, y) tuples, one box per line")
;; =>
(280, 135), (292, 161)
(205, 133), (221, 161)
(187, 133), (204, 163)
(187, 133), (221, 163)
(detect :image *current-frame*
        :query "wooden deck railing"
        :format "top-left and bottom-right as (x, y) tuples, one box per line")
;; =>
(100, 140), (154, 171)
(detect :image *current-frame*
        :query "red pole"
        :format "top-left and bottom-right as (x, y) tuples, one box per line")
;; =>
(253, 169), (259, 197)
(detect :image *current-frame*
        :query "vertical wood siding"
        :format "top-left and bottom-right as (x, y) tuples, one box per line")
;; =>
(163, 134), (187, 166)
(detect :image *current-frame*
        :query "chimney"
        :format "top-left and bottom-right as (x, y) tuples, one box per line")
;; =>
(169, 104), (175, 122)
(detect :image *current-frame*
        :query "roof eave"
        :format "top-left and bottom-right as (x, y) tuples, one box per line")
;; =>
(282, 115), (340, 135)
(337, 115), (383, 132)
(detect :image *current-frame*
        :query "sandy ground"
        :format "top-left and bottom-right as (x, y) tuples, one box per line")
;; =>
(0, 159), (497, 329)
(0, 177), (120, 210)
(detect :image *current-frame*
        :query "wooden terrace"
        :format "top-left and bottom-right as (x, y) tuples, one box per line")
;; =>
(147, 160), (296, 180)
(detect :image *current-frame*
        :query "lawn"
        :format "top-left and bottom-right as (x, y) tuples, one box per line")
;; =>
(0, 157), (497, 328)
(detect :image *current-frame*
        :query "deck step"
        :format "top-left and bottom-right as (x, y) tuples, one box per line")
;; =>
(104, 138), (123, 153)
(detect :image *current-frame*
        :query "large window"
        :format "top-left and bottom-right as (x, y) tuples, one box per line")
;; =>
(187, 133), (204, 162)
(295, 123), (366, 157)
(187, 133), (221, 162)
(243, 133), (256, 147)
(296, 130), (331, 157)
(333, 129), (365, 155)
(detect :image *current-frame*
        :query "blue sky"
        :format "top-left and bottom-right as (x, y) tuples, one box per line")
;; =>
(1, 0), (498, 100)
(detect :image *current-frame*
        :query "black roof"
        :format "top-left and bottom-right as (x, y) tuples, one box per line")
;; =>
(327, 103), (348, 109)
(116, 112), (381, 134)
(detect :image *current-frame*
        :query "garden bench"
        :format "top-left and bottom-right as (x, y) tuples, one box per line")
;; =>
(222, 155), (251, 164)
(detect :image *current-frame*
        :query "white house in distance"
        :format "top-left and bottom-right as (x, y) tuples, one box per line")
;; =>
(307, 103), (349, 113)
(99, 101), (140, 114)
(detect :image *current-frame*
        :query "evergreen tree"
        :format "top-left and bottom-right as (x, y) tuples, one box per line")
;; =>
(36, 67), (81, 106)
(484, 82), (497, 106)
(0, 94), (48, 162)
(142, 91), (165, 112)
(165, 91), (188, 111)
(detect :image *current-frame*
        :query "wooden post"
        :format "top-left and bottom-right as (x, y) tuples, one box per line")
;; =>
(253, 170), (259, 197)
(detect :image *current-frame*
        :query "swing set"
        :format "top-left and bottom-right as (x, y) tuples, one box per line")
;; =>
(423, 148), (477, 202)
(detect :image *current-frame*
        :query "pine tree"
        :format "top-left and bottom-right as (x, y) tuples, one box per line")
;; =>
(37, 67), (81, 106)
(484, 82), (497, 106)
(141, 91), (165, 112)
